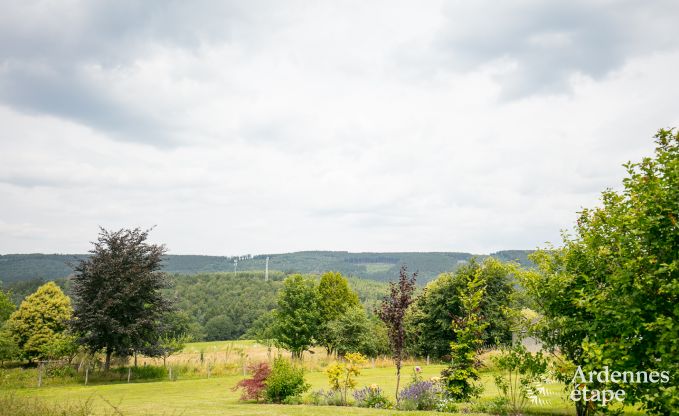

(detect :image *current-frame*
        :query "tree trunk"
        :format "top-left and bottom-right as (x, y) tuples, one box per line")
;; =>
(395, 361), (402, 403)
(104, 347), (112, 371)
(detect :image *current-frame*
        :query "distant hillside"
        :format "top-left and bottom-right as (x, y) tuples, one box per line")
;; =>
(0, 250), (533, 284)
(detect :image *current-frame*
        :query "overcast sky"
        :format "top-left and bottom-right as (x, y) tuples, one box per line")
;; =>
(1, 1), (678, 256)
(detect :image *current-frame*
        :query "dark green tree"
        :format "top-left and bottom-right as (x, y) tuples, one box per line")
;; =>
(407, 258), (514, 360)
(270, 274), (320, 359)
(71, 227), (172, 370)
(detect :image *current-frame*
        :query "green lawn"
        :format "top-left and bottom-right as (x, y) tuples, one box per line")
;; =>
(8, 363), (613, 416)
(4, 340), (646, 416)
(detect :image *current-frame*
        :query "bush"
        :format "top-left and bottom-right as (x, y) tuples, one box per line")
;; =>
(353, 385), (392, 409)
(492, 344), (547, 415)
(397, 367), (441, 411)
(307, 389), (344, 406)
(232, 362), (270, 402)
(264, 357), (310, 403)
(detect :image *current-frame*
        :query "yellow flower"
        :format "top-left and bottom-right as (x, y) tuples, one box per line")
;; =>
(370, 383), (379, 390)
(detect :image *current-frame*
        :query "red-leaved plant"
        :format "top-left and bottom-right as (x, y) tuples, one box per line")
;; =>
(232, 362), (271, 402)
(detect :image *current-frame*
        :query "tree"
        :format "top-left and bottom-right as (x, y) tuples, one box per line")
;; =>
(519, 128), (679, 415)
(232, 362), (271, 402)
(326, 306), (375, 357)
(6, 282), (73, 361)
(270, 274), (320, 359)
(440, 269), (488, 401)
(71, 227), (173, 370)
(406, 258), (514, 360)
(377, 265), (417, 403)
(0, 289), (14, 324)
(317, 271), (360, 354)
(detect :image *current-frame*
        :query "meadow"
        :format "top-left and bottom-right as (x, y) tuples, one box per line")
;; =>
(2, 340), (645, 416)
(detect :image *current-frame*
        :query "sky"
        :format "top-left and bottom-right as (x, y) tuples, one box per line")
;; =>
(1, 0), (678, 256)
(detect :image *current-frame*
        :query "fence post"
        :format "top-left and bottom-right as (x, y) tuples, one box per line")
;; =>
(37, 361), (44, 387)
(426, 355), (430, 366)
(85, 365), (89, 385)
(127, 367), (131, 383)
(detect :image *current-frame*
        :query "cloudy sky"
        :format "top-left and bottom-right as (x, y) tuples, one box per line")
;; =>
(1, 1), (678, 255)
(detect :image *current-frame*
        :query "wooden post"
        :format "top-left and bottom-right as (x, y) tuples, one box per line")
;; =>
(426, 355), (430, 366)
(127, 367), (131, 383)
(207, 363), (211, 379)
(37, 362), (44, 387)
(169, 366), (172, 380)
(85, 366), (89, 385)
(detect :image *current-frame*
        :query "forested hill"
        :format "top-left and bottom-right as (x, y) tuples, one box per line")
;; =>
(0, 250), (532, 284)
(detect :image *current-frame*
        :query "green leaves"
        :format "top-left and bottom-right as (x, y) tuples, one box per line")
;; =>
(6, 282), (73, 360)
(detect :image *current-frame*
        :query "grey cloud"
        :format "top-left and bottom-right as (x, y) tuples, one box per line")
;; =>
(433, 0), (679, 97)
(0, 0), (276, 146)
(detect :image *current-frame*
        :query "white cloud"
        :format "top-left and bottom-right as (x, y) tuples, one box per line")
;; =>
(0, 2), (678, 255)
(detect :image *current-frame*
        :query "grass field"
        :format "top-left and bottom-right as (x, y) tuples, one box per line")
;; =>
(5, 341), (645, 416)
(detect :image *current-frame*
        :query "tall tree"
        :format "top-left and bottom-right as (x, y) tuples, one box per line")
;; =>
(71, 227), (172, 370)
(270, 274), (320, 359)
(519, 128), (679, 415)
(377, 265), (417, 403)
(317, 271), (360, 354)
(6, 282), (73, 361)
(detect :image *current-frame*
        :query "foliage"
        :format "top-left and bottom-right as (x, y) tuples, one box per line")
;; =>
(270, 274), (320, 359)
(232, 362), (271, 402)
(326, 352), (368, 405)
(316, 272), (360, 353)
(376, 264), (417, 402)
(325, 306), (387, 358)
(440, 266), (487, 401)
(0, 324), (19, 363)
(397, 368), (441, 411)
(264, 357), (310, 403)
(518, 128), (679, 416)
(71, 227), (172, 370)
(406, 258), (515, 360)
(0, 290), (13, 324)
(158, 333), (191, 367)
(353, 385), (392, 408)
(307, 389), (344, 406)
(6, 281), (73, 361)
(492, 344), (548, 415)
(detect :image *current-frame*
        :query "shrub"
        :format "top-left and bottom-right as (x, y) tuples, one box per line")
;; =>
(264, 357), (309, 403)
(308, 389), (344, 406)
(492, 344), (547, 415)
(232, 362), (271, 402)
(326, 352), (367, 405)
(397, 367), (441, 411)
(353, 385), (392, 409)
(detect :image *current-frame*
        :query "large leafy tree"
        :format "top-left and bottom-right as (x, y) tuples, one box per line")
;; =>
(6, 282), (73, 361)
(270, 274), (321, 359)
(407, 258), (515, 359)
(71, 227), (172, 370)
(377, 265), (417, 402)
(520, 128), (679, 415)
(317, 271), (360, 354)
